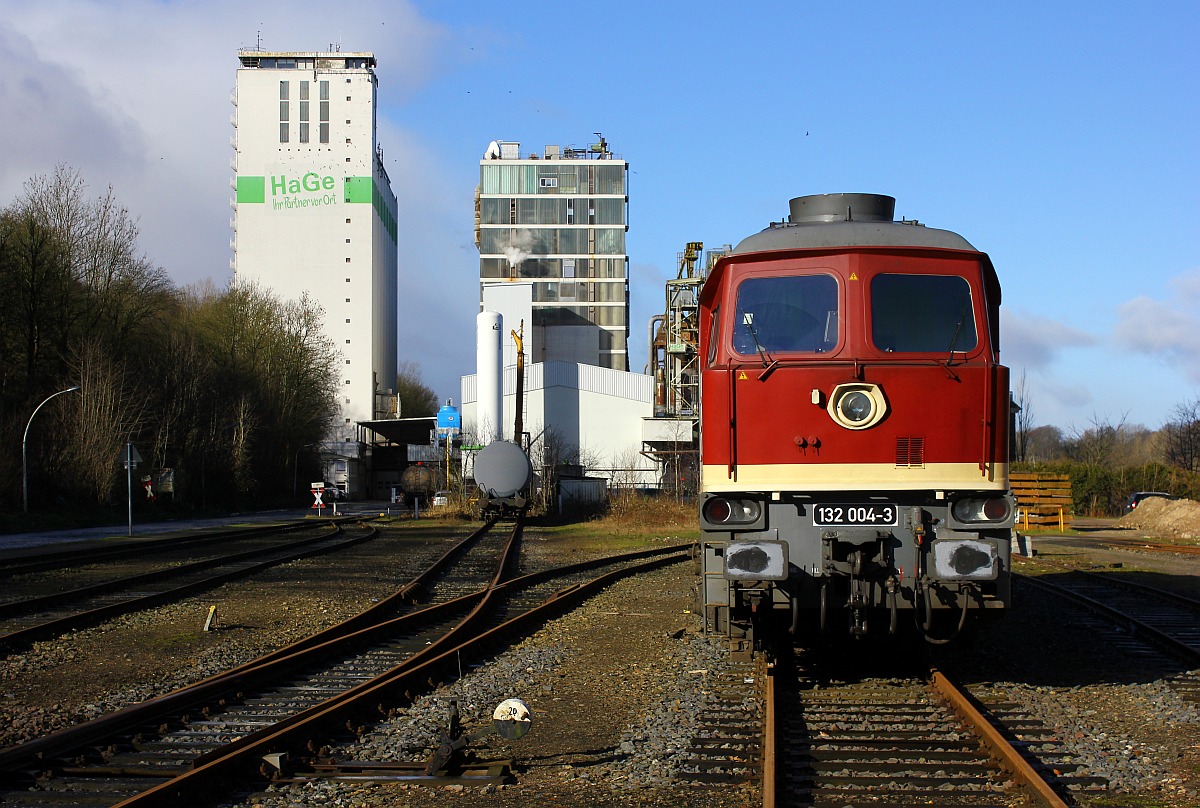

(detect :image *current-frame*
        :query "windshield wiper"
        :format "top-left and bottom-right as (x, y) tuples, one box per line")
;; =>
(742, 312), (775, 369)
(946, 299), (971, 362)
(939, 300), (972, 381)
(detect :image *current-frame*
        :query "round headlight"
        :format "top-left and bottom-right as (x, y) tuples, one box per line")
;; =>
(838, 391), (874, 423)
(827, 383), (888, 430)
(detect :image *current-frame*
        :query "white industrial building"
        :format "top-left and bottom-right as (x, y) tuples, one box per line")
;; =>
(461, 282), (658, 490)
(231, 49), (399, 497)
(460, 360), (658, 489)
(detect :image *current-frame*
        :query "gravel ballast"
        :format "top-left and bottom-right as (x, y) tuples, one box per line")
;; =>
(2, 520), (1199, 806)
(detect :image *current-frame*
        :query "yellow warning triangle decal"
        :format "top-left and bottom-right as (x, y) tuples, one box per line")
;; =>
(738, 371), (748, 380)
(849, 272), (859, 281)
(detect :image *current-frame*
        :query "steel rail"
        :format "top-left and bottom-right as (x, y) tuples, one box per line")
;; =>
(761, 659), (777, 808)
(0, 521), (498, 771)
(111, 549), (687, 807)
(0, 524), (380, 654)
(0, 518), (351, 577)
(178, 515), (527, 769)
(0, 524), (350, 618)
(1019, 559), (1200, 612)
(1099, 538), (1200, 556)
(1018, 573), (1200, 667)
(929, 668), (1069, 808)
(1072, 567), (1200, 610)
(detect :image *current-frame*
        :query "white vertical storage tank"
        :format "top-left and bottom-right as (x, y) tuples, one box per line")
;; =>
(476, 310), (503, 444)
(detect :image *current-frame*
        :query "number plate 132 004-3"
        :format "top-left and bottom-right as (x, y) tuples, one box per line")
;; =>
(813, 504), (898, 527)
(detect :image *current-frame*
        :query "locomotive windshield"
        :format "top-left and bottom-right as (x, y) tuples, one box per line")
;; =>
(731, 275), (838, 354)
(871, 274), (978, 353)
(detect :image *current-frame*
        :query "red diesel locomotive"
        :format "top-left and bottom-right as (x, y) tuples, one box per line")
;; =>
(697, 193), (1014, 650)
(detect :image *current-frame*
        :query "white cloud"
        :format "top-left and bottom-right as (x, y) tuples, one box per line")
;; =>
(1113, 270), (1200, 383)
(1, 0), (451, 286)
(1168, 266), (1200, 306)
(0, 21), (144, 202)
(999, 308), (1097, 370)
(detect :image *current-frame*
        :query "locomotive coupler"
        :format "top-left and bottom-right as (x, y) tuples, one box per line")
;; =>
(849, 577), (870, 636)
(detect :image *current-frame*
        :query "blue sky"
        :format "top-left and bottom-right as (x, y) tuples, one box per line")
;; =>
(1, 1), (1196, 431)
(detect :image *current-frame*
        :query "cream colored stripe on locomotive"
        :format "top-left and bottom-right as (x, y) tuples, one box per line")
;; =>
(701, 462), (1010, 492)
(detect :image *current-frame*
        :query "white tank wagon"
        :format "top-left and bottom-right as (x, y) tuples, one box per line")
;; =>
(473, 440), (532, 517)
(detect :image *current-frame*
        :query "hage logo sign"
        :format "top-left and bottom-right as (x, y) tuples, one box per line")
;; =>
(272, 172), (337, 195)
(268, 172), (339, 210)
(236, 172), (343, 210)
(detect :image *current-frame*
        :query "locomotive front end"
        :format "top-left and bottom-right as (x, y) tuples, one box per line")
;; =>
(697, 194), (1013, 651)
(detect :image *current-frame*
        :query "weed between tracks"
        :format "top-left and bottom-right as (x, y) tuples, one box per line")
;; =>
(416, 493), (698, 547)
(561, 493), (697, 538)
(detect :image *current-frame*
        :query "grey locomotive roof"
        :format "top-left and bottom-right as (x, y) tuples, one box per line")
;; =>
(732, 193), (978, 254)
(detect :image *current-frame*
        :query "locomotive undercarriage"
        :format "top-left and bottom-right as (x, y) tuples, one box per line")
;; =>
(698, 493), (1013, 652)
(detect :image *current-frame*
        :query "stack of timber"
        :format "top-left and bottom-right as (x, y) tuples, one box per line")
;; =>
(1010, 472), (1073, 530)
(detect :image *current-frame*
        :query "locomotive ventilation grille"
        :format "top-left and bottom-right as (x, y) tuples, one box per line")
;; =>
(895, 437), (925, 468)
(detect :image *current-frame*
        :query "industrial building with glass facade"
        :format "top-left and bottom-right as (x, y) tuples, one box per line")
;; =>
(475, 139), (629, 371)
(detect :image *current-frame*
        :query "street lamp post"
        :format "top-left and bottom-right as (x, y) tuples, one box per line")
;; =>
(22, 385), (81, 514)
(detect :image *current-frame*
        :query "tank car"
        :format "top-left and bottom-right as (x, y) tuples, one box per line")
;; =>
(473, 440), (533, 517)
(697, 193), (1014, 651)
(399, 462), (443, 507)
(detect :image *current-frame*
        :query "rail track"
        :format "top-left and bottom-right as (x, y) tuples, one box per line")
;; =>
(1016, 570), (1200, 702)
(1089, 537), (1200, 557)
(0, 515), (690, 807)
(1023, 531), (1200, 559)
(0, 522), (379, 654)
(762, 647), (1087, 808)
(0, 519), (345, 579)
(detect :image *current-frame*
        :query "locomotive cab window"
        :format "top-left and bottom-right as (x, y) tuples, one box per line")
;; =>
(871, 274), (977, 354)
(731, 275), (838, 355)
(706, 305), (720, 366)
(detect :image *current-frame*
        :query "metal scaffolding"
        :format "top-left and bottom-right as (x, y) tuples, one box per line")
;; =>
(642, 242), (729, 494)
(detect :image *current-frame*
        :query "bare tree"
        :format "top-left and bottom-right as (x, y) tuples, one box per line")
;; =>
(62, 342), (147, 504)
(2, 167), (345, 511)
(21, 166), (174, 355)
(396, 360), (439, 417)
(189, 283), (339, 499)
(1025, 425), (1064, 462)
(1065, 412), (1132, 467)
(1161, 397), (1200, 471)
(607, 446), (644, 493)
(1012, 370), (1035, 463)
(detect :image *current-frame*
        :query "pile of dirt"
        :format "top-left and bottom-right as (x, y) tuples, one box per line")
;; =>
(1117, 496), (1200, 538)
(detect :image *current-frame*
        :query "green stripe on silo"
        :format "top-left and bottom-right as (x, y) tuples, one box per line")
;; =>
(344, 176), (373, 203)
(236, 176), (266, 203)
